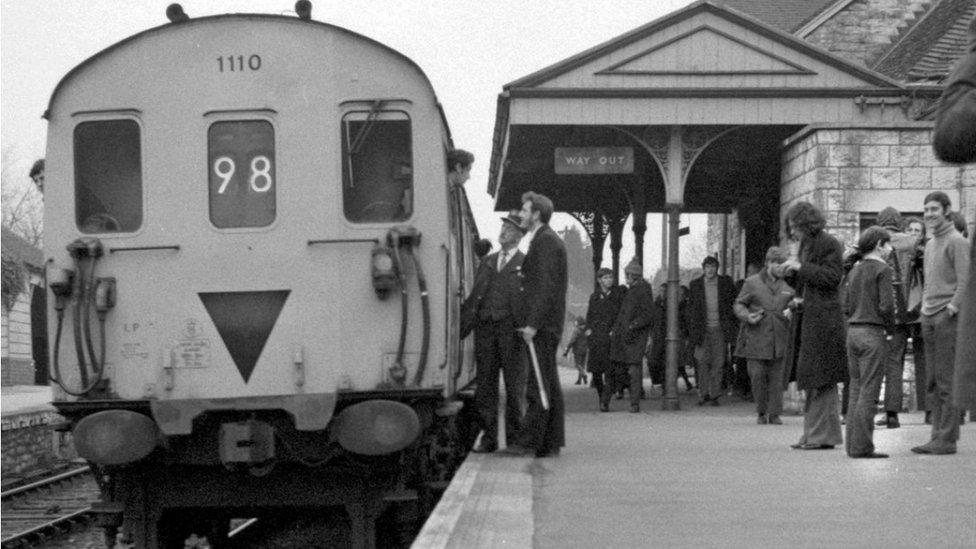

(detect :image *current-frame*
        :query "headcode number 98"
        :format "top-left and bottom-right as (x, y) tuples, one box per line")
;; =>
(213, 155), (273, 193)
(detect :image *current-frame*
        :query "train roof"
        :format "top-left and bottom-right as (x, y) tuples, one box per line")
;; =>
(44, 12), (453, 144)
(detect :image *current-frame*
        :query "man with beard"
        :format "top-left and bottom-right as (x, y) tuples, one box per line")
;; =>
(502, 192), (568, 458)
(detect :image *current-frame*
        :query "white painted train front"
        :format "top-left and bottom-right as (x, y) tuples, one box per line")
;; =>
(42, 4), (480, 546)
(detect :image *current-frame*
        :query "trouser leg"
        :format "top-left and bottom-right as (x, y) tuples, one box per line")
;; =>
(882, 327), (907, 413)
(747, 359), (768, 415)
(767, 357), (785, 417)
(922, 311), (960, 446)
(628, 363), (642, 408)
(474, 325), (501, 445)
(846, 326), (886, 457)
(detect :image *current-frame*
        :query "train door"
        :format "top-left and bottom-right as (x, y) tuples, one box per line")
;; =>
(448, 180), (478, 390)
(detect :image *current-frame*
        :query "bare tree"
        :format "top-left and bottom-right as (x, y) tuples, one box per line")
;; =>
(1, 147), (44, 246)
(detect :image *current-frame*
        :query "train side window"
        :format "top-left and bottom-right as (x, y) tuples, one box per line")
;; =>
(341, 110), (413, 223)
(74, 120), (142, 233)
(208, 120), (276, 228)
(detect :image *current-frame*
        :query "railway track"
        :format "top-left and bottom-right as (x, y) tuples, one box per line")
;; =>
(1, 466), (98, 548)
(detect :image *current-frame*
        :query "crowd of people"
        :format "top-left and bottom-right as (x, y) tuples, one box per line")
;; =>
(459, 31), (974, 459)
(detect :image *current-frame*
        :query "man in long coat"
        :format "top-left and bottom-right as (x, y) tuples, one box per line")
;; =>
(503, 191), (567, 458)
(931, 20), (976, 422)
(461, 212), (526, 453)
(585, 267), (625, 411)
(610, 259), (656, 413)
(777, 201), (847, 450)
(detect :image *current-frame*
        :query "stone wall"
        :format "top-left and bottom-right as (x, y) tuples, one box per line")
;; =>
(806, 0), (932, 67)
(1, 411), (76, 478)
(781, 127), (976, 249)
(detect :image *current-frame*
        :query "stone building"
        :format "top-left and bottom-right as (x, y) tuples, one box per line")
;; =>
(1, 226), (46, 386)
(706, 0), (976, 275)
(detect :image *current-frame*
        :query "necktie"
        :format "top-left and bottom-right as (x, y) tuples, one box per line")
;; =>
(498, 251), (508, 271)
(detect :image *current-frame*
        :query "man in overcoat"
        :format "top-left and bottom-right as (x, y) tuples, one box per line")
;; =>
(931, 21), (976, 432)
(585, 268), (625, 410)
(688, 256), (738, 406)
(503, 191), (568, 458)
(733, 247), (794, 425)
(461, 212), (526, 453)
(610, 259), (656, 413)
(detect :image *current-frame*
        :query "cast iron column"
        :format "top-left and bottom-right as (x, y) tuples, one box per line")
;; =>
(663, 202), (682, 411)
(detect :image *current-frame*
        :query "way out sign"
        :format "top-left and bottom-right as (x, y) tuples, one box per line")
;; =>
(554, 147), (634, 175)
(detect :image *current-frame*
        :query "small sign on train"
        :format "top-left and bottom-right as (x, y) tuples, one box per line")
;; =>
(554, 147), (634, 175)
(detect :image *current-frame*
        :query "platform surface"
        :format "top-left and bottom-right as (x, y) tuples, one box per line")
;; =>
(0, 385), (54, 417)
(415, 366), (976, 548)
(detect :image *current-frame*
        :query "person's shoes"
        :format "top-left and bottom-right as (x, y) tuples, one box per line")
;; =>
(875, 416), (889, 426)
(630, 405), (640, 413)
(499, 445), (535, 457)
(709, 397), (720, 407)
(757, 414), (768, 425)
(851, 452), (889, 459)
(911, 443), (957, 455)
(697, 396), (709, 406)
(768, 415), (783, 425)
(792, 443), (835, 450)
(887, 415), (900, 429)
(924, 410), (932, 425)
(600, 402), (609, 412)
(472, 441), (497, 454)
(583, 376), (588, 385)
(575, 380), (581, 385)
(960, 411), (967, 425)
(535, 448), (560, 458)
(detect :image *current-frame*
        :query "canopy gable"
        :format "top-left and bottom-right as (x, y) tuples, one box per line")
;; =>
(507, 0), (901, 91)
(596, 25), (815, 77)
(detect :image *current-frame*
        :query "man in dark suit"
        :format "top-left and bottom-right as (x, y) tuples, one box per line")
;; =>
(610, 259), (656, 413)
(586, 268), (625, 411)
(502, 191), (567, 458)
(462, 212), (527, 453)
(688, 255), (738, 406)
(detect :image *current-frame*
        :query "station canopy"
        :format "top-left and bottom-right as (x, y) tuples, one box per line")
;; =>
(488, 0), (910, 214)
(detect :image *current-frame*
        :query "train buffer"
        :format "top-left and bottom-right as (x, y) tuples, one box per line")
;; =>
(414, 368), (975, 548)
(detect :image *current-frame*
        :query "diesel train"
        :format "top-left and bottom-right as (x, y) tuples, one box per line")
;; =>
(42, 3), (481, 546)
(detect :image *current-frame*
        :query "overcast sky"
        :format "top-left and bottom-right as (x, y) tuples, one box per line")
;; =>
(1, 0), (706, 274)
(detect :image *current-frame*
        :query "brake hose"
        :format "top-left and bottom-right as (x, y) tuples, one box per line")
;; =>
(51, 255), (106, 396)
(70, 255), (89, 389)
(410, 249), (430, 386)
(390, 238), (409, 385)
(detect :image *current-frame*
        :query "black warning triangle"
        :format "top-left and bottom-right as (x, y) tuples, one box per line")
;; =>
(199, 290), (290, 383)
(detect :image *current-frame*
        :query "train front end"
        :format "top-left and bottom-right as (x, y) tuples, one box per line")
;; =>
(42, 7), (476, 546)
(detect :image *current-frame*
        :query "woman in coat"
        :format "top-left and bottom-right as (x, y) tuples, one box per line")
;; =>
(776, 201), (847, 450)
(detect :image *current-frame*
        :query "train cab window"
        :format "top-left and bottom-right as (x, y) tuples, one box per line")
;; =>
(341, 110), (413, 223)
(74, 120), (142, 233)
(208, 120), (276, 228)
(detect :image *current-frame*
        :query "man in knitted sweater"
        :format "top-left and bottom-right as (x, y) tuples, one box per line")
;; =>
(911, 192), (971, 456)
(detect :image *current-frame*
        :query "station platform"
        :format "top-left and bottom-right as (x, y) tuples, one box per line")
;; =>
(0, 384), (54, 418)
(415, 366), (976, 548)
